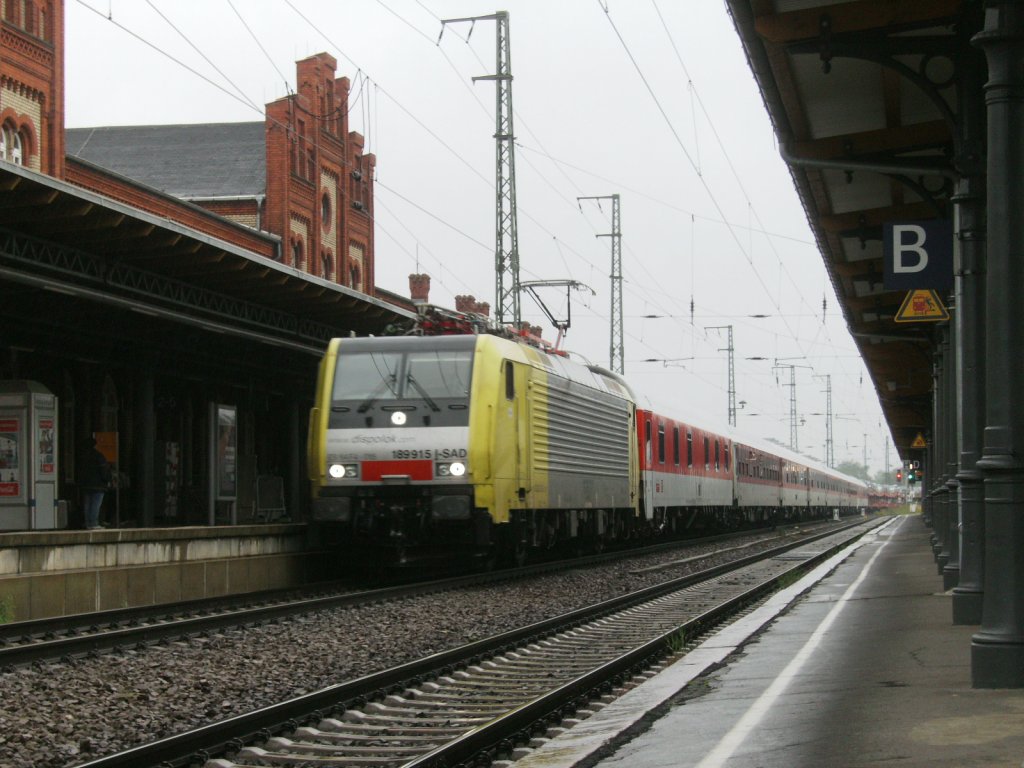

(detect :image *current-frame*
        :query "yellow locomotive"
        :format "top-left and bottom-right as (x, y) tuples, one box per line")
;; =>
(308, 329), (640, 567)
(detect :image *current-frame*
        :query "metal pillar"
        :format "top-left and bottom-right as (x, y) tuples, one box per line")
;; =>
(135, 366), (155, 527)
(578, 194), (624, 374)
(442, 12), (521, 326)
(952, 39), (987, 625)
(932, 345), (948, 567)
(288, 398), (302, 522)
(943, 317), (961, 591)
(973, 2), (1024, 687)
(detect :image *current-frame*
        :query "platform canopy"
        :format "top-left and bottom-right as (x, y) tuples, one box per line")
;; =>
(0, 162), (415, 357)
(728, 0), (966, 455)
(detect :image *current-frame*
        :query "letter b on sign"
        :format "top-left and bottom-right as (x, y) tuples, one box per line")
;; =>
(892, 225), (928, 273)
(883, 219), (953, 291)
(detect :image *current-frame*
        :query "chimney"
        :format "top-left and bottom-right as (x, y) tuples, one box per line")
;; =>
(409, 274), (431, 305)
(455, 295), (475, 313)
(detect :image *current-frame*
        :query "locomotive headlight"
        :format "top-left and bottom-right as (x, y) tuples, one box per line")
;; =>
(328, 463), (345, 478)
(436, 461), (467, 478)
(391, 411), (407, 426)
(329, 463), (359, 479)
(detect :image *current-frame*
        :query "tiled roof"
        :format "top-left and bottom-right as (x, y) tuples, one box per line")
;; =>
(66, 122), (266, 199)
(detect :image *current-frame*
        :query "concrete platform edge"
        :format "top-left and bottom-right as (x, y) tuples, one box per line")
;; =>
(511, 518), (896, 768)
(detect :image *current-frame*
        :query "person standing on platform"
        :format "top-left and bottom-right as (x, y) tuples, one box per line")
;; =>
(79, 436), (112, 530)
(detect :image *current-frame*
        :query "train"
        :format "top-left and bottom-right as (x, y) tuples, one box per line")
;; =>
(307, 309), (871, 568)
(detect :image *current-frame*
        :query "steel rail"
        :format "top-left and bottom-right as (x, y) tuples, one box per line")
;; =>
(0, 524), (822, 668)
(71, 518), (878, 768)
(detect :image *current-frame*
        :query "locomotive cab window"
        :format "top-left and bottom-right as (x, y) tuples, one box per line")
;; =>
(332, 346), (474, 405)
(406, 350), (472, 398)
(505, 361), (515, 400)
(332, 351), (401, 402)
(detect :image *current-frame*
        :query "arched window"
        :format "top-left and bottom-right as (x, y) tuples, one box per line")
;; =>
(11, 131), (22, 165)
(321, 250), (334, 280)
(321, 193), (332, 232)
(0, 127), (7, 162)
(291, 239), (304, 270)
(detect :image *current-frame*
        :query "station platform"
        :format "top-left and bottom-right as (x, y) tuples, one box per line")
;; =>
(0, 523), (329, 621)
(513, 515), (1024, 768)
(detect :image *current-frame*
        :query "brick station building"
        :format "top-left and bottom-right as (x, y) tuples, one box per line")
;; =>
(0, 0), (419, 528)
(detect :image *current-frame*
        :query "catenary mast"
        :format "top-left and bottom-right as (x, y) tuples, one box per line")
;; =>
(441, 12), (521, 327)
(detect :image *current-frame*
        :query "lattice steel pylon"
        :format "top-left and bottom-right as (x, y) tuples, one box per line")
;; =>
(578, 194), (623, 373)
(774, 363), (799, 451)
(814, 373), (834, 467)
(706, 325), (736, 426)
(441, 12), (521, 326)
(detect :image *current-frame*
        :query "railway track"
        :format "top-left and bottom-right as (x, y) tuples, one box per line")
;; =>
(0, 525), (833, 669)
(73, 518), (881, 768)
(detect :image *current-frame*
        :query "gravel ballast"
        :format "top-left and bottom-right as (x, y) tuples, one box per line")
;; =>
(0, 528), (830, 768)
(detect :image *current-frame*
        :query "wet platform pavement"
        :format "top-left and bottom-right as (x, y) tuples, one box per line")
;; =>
(511, 515), (1024, 768)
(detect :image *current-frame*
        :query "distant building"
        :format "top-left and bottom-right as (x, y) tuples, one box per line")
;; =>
(66, 53), (377, 294)
(2, 1), (378, 298)
(0, 0), (66, 177)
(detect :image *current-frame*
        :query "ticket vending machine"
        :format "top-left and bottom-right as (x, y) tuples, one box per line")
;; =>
(0, 381), (58, 530)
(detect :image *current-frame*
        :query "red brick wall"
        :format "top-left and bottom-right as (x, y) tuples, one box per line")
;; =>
(8, 6), (379, 293)
(263, 54), (375, 290)
(1, 0), (64, 176)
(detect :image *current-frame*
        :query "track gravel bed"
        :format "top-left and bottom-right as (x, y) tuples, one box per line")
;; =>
(0, 525), (842, 768)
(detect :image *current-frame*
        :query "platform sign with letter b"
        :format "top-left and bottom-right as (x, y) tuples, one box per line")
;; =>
(883, 220), (954, 291)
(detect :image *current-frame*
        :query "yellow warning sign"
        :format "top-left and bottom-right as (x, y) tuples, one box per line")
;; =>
(895, 289), (949, 323)
(912, 433), (927, 449)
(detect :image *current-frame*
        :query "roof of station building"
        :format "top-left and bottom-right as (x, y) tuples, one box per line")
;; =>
(66, 122), (266, 199)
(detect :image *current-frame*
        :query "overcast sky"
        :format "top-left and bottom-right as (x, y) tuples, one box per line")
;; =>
(64, 0), (895, 475)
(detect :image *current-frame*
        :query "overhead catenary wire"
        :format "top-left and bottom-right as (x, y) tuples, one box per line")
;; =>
(69, 0), (880, 460)
(601, 0), (872, 431)
(69, 1), (771, 423)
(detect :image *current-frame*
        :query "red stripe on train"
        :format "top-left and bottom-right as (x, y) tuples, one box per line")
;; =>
(361, 460), (433, 481)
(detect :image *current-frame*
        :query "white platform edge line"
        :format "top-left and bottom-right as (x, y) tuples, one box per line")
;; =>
(510, 517), (898, 768)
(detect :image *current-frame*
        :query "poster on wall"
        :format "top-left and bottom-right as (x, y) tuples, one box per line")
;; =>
(216, 404), (237, 500)
(0, 417), (22, 497)
(37, 418), (54, 475)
